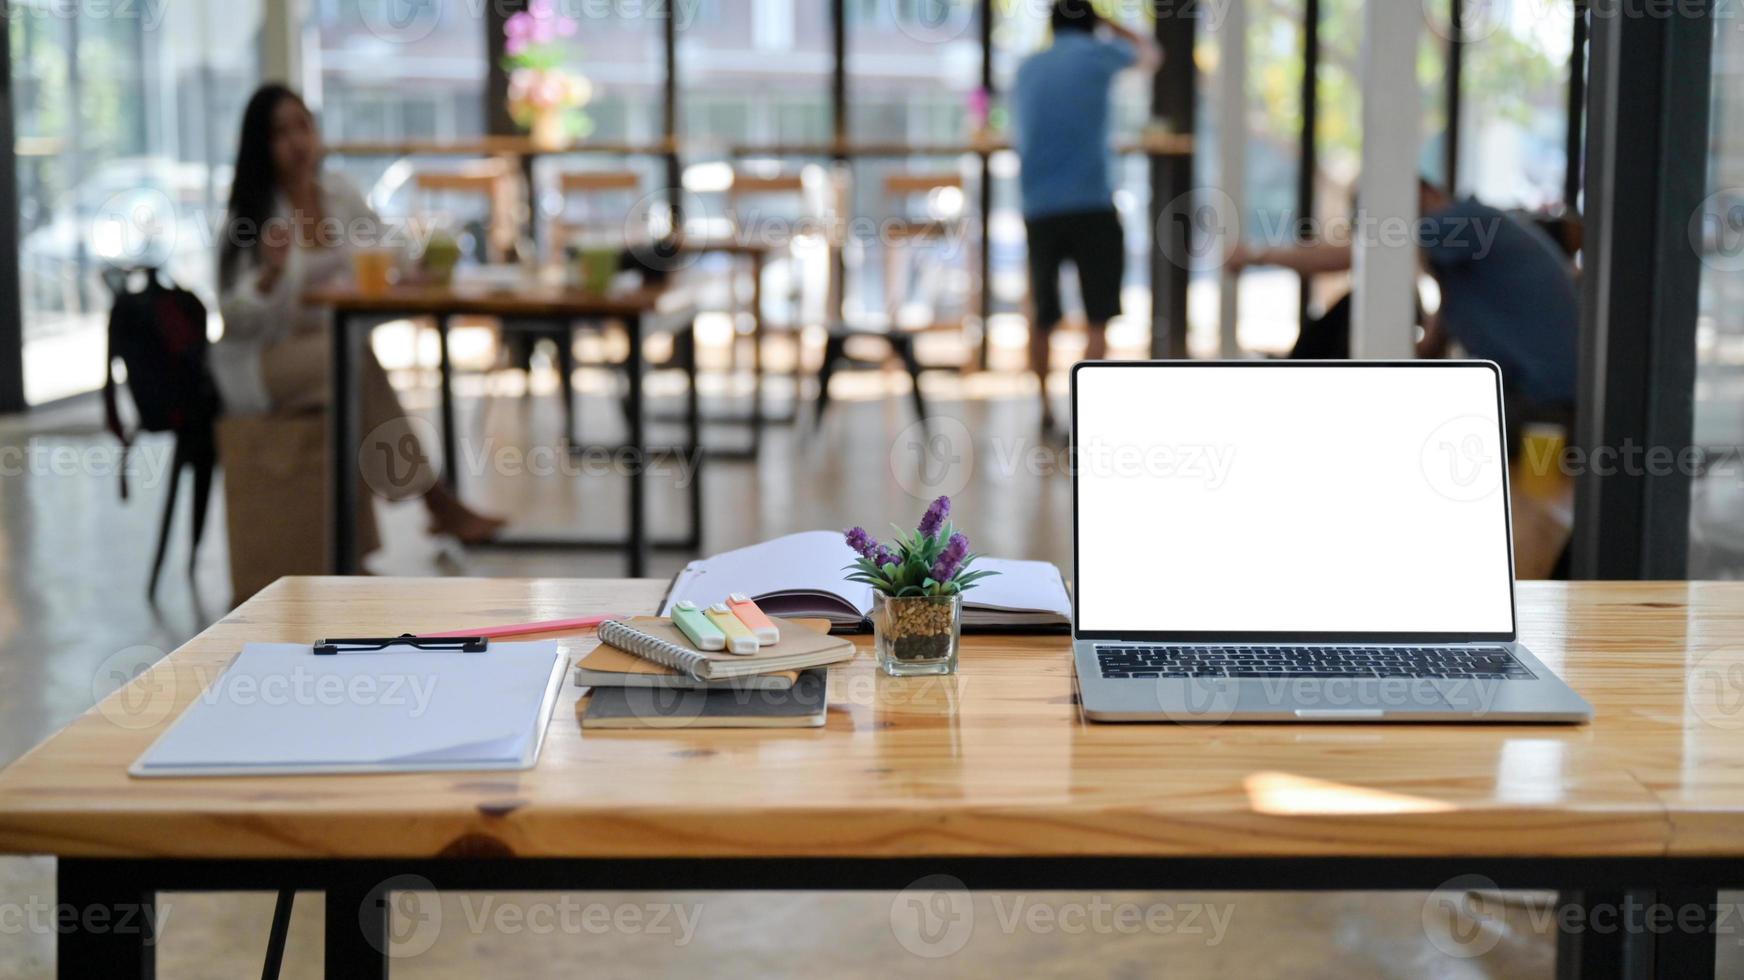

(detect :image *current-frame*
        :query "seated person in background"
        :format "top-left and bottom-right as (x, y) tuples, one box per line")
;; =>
(1013, 0), (1158, 432)
(1231, 178), (1580, 445)
(210, 83), (504, 547)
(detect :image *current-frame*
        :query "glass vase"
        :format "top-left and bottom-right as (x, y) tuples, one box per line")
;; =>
(872, 593), (961, 676)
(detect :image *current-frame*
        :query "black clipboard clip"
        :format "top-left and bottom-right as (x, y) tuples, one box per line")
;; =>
(313, 633), (488, 656)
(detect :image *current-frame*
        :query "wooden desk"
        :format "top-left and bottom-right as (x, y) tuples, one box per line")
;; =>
(730, 133), (1196, 159)
(327, 136), (678, 159)
(303, 283), (700, 576)
(3, 579), (1741, 977)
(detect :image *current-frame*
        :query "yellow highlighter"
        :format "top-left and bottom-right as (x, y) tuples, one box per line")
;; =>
(705, 602), (760, 654)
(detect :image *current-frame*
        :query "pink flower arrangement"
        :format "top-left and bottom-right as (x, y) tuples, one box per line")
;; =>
(502, 0), (592, 140)
(503, 0), (577, 57)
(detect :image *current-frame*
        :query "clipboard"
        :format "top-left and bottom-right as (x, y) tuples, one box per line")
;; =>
(129, 640), (567, 777)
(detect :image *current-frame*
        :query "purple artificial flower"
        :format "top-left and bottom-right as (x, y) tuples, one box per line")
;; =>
(873, 546), (898, 568)
(917, 495), (951, 537)
(930, 532), (969, 583)
(845, 526), (881, 561)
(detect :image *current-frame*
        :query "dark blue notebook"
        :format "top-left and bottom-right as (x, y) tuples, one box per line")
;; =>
(580, 668), (829, 729)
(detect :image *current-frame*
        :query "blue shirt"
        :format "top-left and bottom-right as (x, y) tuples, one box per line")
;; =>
(1013, 33), (1135, 220)
(1420, 199), (1580, 406)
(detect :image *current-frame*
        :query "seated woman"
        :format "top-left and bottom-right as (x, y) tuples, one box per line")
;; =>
(211, 83), (504, 550)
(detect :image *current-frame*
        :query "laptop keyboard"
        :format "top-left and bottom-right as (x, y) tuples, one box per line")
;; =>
(1095, 645), (1535, 680)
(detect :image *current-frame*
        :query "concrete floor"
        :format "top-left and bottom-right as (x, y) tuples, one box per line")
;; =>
(0, 361), (1737, 977)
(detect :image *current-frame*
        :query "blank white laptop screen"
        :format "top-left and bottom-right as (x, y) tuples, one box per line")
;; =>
(1073, 364), (1515, 636)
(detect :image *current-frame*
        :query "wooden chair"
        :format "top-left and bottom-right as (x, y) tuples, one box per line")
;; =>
(723, 171), (815, 426)
(880, 171), (977, 332)
(813, 170), (977, 430)
(540, 169), (645, 445)
(548, 169), (643, 261)
(412, 160), (521, 263)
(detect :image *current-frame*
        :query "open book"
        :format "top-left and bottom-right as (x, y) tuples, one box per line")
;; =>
(660, 531), (1073, 632)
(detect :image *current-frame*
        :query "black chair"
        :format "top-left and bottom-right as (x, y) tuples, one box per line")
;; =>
(146, 421), (217, 600)
(100, 265), (220, 600)
(812, 326), (929, 429)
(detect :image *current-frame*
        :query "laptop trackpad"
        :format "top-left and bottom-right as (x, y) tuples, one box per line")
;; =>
(1260, 677), (1454, 717)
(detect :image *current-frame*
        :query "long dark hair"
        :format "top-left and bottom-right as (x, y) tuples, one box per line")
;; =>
(219, 84), (305, 291)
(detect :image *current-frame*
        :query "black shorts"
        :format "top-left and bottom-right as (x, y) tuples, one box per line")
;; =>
(1025, 208), (1125, 330)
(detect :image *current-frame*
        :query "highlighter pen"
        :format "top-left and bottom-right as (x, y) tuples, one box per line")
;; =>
(726, 593), (780, 645)
(705, 602), (760, 654)
(671, 601), (727, 652)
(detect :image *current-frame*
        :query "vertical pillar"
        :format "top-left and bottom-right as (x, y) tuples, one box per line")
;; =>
(1571, 0), (1713, 579)
(1444, 0), (1464, 191)
(1350, 0), (1421, 358)
(0, 11), (24, 412)
(261, 0), (303, 86)
(1214, 0), (1246, 358)
(1148, 3), (1196, 358)
(1564, 1), (1590, 209)
(1296, 0), (1319, 327)
(977, 0), (994, 368)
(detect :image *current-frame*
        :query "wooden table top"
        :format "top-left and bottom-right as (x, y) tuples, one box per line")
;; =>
(1, 578), (1740, 860)
(320, 133), (1195, 161)
(730, 133), (1196, 159)
(303, 281), (685, 318)
(326, 136), (678, 158)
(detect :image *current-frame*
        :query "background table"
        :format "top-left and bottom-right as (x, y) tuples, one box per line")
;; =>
(2, 578), (1740, 977)
(305, 283), (700, 577)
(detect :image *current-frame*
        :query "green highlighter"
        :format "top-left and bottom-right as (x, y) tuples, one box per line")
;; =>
(671, 600), (727, 651)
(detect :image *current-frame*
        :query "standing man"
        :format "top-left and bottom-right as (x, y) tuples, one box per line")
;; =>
(1013, 0), (1158, 432)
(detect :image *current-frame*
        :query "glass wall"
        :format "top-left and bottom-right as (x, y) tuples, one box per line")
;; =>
(1210, 0), (1306, 356)
(12, 0), (261, 404)
(1455, 0), (1574, 210)
(845, 0), (979, 328)
(308, 0), (487, 217)
(1690, 16), (1744, 578)
(1257, 0), (1450, 357)
(3, 0), (1595, 404)
(308, 0), (486, 144)
(678, 0), (832, 150)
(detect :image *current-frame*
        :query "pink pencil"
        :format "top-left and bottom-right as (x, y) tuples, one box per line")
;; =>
(418, 613), (624, 639)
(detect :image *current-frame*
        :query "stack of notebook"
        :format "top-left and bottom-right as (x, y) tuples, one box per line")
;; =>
(575, 615), (855, 729)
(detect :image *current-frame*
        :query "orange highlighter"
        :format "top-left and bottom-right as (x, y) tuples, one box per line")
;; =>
(726, 593), (781, 645)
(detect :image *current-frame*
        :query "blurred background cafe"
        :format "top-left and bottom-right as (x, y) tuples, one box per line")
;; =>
(0, 0), (1742, 733)
(3, 0), (1744, 975)
(3, 0), (1744, 624)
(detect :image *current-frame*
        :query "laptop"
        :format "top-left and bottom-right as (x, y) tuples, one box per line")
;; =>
(1070, 361), (1592, 723)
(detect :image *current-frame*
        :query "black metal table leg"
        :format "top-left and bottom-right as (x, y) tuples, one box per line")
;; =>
(625, 312), (647, 577)
(1653, 887), (1719, 979)
(56, 858), (156, 979)
(324, 874), (390, 980)
(1559, 887), (1719, 979)
(331, 310), (360, 575)
(750, 249), (766, 457)
(435, 314), (458, 493)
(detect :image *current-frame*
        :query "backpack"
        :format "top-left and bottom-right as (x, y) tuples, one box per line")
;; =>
(101, 267), (222, 498)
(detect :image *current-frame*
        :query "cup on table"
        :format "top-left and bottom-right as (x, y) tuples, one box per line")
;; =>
(353, 247), (397, 297)
(571, 245), (619, 295)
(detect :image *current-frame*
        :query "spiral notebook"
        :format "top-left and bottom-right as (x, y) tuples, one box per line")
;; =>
(597, 616), (855, 681)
